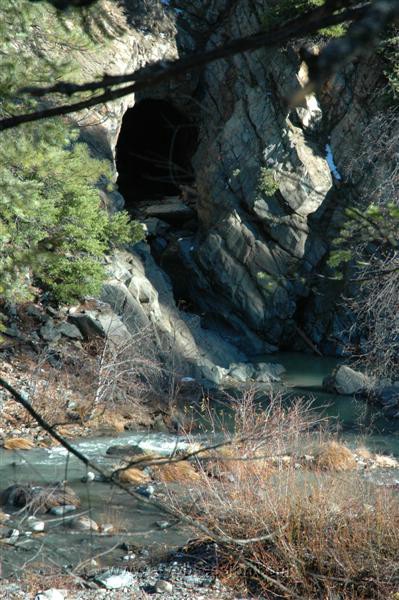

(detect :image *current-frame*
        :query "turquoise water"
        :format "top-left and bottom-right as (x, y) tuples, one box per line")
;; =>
(268, 352), (399, 456)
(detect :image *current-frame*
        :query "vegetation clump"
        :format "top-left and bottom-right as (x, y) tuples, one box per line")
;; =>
(170, 395), (399, 599)
(262, 0), (347, 38)
(0, 0), (143, 304)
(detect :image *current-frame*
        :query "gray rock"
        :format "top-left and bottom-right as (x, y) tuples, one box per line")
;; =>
(35, 590), (65, 600)
(323, 365), (371, 395)
(39, 319), (61, 342)
(254, 362), (286, 382)
(49, 505), (77, 516)
(96, 569), (136, 590)
(27, 516), (45, 532)
(106, 444), (145, 457)
(155, 580), (173, 594)
(57, 322), (83, 340)
(228, 362), (255, 382)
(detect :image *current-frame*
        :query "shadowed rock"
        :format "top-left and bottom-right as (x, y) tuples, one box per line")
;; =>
(0, 483), (80, 513)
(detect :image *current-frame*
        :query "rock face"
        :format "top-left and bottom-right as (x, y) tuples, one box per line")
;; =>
(64, 1), (393, 378)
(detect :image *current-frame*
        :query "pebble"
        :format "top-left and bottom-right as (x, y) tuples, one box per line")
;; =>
(96, 569), (136, 590)
(27, 516), (45, 532)
(35, 590), (65, 600)
(50, 504), (77, 516)
(156, 520), (170, 530)
(81, 471), (96, 483)
(6, 529), (20, 544)
(155, 580), (173, 594)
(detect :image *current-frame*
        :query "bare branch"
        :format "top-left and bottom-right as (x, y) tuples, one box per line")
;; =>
(0, 2), (375, 131)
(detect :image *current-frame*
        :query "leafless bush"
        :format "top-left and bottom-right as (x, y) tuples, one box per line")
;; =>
(167, 392), (399, 598)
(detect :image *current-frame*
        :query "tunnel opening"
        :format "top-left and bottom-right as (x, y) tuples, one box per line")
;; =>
(116, 99), (198, 206)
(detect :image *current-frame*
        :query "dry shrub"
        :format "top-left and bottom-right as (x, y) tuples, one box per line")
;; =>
(152, 461), (202, 484)
(117, 467), (151, 485)
(172, 393), (399, 599)
(313, 441), (357, 471)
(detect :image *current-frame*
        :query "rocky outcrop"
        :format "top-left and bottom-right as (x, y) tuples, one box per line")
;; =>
(60, 1), (394, 377)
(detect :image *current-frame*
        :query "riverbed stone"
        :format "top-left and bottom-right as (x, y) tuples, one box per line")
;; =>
(35, 590), (65, 600)
(69, 516), (99, 531)
(96, 569), (137, 590)
(155, 580), (173, 594)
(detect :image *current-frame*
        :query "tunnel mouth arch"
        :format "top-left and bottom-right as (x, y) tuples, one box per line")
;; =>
(116, 98), (198, 207)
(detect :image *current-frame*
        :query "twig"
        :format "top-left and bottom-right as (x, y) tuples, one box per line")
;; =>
(0, 3), (371, 131)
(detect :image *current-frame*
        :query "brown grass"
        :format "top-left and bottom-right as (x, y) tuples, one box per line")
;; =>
(152, 461), (202, 484)
(117, 467), (151, 485)
(170, 393), (399, 599)
(313, 440), (358, 471)
(2, 437), (35, 450)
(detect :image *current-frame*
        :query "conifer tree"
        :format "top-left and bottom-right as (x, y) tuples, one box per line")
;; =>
(0, 0), (143, 303)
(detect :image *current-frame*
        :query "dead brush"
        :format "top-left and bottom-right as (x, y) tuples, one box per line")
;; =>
(169, 392), (399, 599)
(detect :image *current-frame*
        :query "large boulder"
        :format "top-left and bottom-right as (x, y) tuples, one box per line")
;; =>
(323, 365), (371, 395)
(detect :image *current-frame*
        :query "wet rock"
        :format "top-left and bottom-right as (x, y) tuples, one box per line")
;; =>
(27, 516), (45, 532)
(69, 516), (99, 532)
(375, 385), (399, 408)
(49, 504), (77, 516)
(106, 444), (145, 457)
(323, 365), (371, 395)
(156, 520), (170, 530)
(81, 471), (96, 483)
(135, 484), (155, 498)
(0, 483), (79, 513)
(5, 529), (20, 544)
(155, 580), (173, 594)
(96, 569), (136, 590)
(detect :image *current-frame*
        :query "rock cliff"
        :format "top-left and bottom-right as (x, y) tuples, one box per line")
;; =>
(64, 0), (394, 381)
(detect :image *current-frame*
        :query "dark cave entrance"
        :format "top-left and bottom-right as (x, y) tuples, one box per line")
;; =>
(116, 99), (198, 205)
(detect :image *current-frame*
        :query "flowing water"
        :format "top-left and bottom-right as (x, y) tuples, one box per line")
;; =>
(1, 353), (398, 575)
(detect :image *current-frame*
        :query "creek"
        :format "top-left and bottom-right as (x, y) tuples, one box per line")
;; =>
(1, 353), (398, 576)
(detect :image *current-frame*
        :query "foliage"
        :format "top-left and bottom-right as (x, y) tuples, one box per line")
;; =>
(379, 28), (399, 100)
(0, 0), (143, 303)
(261, 0), (347, 39)
(328, 203), (399, 271)
(257, 167), (279, 197)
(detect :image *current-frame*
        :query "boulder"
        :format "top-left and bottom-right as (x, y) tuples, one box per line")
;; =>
(56, 322), (83, 340)
(254, 362), (286, 382)
(228, 362), (255, 382)
(106, 444), (146, 457)
(323, 365), (370, 395)
(39, 318), (60, 342)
